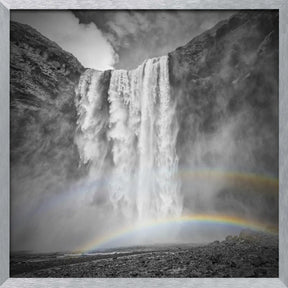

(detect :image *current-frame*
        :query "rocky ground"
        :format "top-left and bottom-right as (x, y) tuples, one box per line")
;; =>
(11, 230), (278, 278)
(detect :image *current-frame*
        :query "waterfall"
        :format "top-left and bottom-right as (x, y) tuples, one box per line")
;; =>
(75, 56), (182, 223)
(75, 69), (109, 177)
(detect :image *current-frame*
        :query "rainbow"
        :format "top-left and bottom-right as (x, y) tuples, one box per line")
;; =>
(30, 170), (279, 214)
(178, 170), (278, 191)
(77, 213), (278, 253)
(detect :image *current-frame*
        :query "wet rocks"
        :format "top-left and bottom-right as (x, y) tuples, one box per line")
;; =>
(11, 231), (278, 278)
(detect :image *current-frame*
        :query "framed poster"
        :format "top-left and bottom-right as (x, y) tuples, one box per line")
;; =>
(0, 0), (287, 287)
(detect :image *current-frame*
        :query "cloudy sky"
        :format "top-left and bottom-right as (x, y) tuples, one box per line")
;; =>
(11, 10), (234, 70)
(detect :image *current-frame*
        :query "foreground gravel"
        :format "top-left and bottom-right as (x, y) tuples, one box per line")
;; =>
(11, 231), (278, 278)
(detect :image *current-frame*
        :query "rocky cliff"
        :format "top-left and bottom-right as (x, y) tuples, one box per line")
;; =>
(170, 11), (278, 175)
(10, 21), (85, 202)
(169, 11), (278, 221)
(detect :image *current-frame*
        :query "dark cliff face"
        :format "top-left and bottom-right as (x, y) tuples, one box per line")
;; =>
(10, 21), (85, 200)
(169, 11), (278, 176)
(169, 11), (278, 221)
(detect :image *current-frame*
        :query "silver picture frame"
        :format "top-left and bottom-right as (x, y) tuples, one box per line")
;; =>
(1, 0), (287, 287)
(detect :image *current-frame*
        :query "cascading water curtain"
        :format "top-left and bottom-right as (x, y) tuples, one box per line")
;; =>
(76, 56), (182, 223)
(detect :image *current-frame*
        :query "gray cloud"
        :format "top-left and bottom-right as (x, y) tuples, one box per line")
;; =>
(11, 11), (116, 70)
(74, 10), (235, 69)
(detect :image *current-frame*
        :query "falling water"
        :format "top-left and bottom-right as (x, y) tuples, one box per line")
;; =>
(75, 56), (182, 223)
(75, 69), (109, 177)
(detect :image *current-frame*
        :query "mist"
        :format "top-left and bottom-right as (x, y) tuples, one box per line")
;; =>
(171, 11), (278, 233)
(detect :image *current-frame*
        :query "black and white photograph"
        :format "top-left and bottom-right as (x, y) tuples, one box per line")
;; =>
(10, 10), (279, 278)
